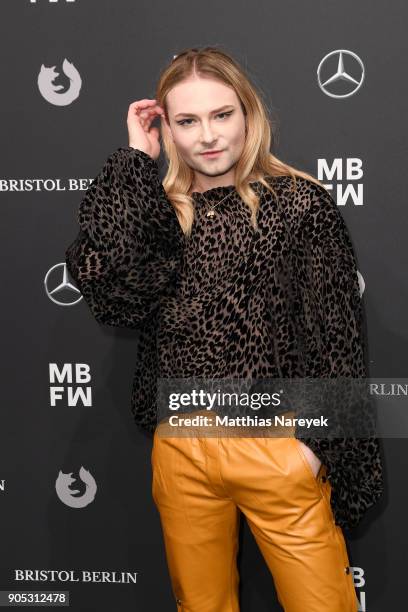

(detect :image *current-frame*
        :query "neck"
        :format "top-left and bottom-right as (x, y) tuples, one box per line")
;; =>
(191, 170), (236, 194)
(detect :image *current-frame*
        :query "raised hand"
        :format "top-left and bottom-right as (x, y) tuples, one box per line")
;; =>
(127, 99), (165, 160)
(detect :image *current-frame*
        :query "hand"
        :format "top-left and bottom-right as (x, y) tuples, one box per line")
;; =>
(298, 441), (322, 478)
(127, 99), (165, 161)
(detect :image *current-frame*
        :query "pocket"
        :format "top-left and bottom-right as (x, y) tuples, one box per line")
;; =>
(294, 438), (323, 479)
(291, 438), (337, 521)
(291, 438), (323, 495)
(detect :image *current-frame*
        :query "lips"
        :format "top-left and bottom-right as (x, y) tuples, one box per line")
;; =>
(200, 150), (223, 157)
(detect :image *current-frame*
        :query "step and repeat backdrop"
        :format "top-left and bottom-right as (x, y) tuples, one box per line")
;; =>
(1, 1), (406, 610)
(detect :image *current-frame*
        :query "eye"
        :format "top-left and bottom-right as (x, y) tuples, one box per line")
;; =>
(216, 111), (233, 120)
(176, 110), (234, 126)
(176, 118), (194, 126)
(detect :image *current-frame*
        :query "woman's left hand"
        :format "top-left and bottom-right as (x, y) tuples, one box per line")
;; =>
(298, 441), (322, 478)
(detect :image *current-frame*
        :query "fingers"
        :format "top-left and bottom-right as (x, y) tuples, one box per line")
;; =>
(128, 99), (165, 132)
(129, 99), (164, 119)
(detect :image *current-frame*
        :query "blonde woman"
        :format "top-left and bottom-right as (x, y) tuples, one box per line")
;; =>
(65, 47), (383, 611)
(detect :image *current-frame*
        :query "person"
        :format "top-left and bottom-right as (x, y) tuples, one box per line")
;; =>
(65, 46), (384, 611)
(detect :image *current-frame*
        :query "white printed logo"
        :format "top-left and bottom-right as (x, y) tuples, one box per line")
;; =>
(44, 263), (82, 306)
(37, 59), (82, 106)
(317, 50), (365, 98)
(49, 363), (92, 407)
(55, 467), (97, 508)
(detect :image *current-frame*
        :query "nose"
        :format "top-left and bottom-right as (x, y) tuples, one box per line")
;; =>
(199, 121), (217, 145)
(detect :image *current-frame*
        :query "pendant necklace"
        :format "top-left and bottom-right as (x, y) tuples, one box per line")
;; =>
(199, 191), (233, 218)
(193, 183), (261, 218)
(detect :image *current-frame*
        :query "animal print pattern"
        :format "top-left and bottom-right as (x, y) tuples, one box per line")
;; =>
(65, 147), (384, 530)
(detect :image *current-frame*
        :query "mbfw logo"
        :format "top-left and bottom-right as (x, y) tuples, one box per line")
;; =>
(44, 263), (82, 306)
(49, 363), (92, 405)
(38, 58), (82, 106)
(317, 50), (365, 98)
(317, 158), (364, 205)
(55, 466), (97, 508)
(316, 158), (366, 298)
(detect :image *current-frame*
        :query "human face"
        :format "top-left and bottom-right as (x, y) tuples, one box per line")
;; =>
(164, 76), (247, 192)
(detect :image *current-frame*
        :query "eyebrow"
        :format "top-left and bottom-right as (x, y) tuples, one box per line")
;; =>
(174, 104), (235, 119)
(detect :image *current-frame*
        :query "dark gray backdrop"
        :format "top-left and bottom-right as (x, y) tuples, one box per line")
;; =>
(1, 0), (405, 610)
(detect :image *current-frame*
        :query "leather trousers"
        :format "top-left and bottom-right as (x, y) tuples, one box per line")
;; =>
(151, 416), (358, 612)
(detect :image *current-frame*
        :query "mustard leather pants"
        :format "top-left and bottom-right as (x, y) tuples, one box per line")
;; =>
(151, 420), (358, 612)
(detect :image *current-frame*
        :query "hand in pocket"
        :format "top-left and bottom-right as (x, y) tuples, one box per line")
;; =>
(297, 441), (322, 478)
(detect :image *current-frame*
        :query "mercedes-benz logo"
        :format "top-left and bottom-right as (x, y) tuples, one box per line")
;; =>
(44, 262), (82, 306)
(317, 50), (365, 98)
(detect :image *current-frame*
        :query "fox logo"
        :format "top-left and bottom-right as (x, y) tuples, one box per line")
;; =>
(55, 466), (97, 507)
(37, 59), (82, 106)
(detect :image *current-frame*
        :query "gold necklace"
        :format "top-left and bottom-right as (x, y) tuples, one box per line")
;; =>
(199, 191), (233, 218)
(193, 183), (261, 218)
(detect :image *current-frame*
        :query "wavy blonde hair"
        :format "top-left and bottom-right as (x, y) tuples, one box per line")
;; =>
(155, 46), (324, 237)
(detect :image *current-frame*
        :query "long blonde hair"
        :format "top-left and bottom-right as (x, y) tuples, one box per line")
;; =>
(155, 46), (324, 237)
